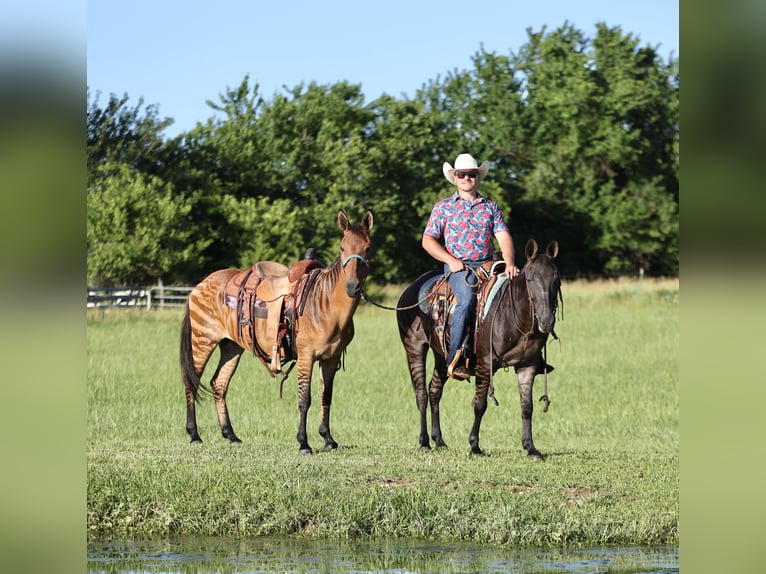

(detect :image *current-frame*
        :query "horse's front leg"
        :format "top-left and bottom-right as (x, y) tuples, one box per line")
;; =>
(468, 378), (490, 456)
(295, 356), (315, 454)
(429, 356), (449, 449)
(517, 366), (544, 460)
(317, 357), (341, 451)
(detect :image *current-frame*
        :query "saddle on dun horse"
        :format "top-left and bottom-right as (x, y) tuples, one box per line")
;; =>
(222, 257), (324, 376)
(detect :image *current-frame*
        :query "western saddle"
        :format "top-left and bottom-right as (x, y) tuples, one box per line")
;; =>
(223, 257), (324, 376)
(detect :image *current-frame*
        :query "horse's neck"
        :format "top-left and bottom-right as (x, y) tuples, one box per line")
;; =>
(507, 274), (533, 330)
(316, 261), (359, 321)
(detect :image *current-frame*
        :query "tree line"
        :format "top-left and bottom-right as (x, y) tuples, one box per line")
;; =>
(87, 22), (678, 286)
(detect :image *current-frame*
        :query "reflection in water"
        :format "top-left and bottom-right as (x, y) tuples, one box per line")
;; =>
(88, 536), (678, 573)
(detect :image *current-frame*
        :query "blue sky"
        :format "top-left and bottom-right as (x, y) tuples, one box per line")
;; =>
(87, 0), (678, 137)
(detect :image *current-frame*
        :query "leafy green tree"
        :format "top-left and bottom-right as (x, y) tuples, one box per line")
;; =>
(507, 22), (678, 275)
(87, 163), (210, 285)
(86, 21), (679, 284)
(87, 89), (173, 179)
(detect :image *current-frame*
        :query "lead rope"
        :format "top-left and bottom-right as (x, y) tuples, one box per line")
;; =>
(360, 287), (434, 311)
(487, 318), (499, 406)
(539, 290), (564, 413)
(539, 343), (551, 413)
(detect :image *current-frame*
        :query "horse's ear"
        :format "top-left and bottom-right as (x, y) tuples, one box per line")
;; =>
(546, 240), (559, 258)
(525, 239), (538, 260)
(362, 210), (374, 232)
(337, 209), (349, 231)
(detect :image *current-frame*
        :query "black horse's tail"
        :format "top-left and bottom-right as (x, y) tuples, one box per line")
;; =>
(180, 303), (205, 402)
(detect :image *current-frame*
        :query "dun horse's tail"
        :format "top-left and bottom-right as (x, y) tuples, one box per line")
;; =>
(180, 303), (205, 402)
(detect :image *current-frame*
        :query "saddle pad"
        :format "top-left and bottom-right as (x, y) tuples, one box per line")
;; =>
(482, 274), (507, 319)
(418, 273), (443, 314)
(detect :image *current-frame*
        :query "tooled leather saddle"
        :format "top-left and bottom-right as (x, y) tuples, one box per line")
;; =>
(421, 260), (509, 361)
(222, 258), (324, 376)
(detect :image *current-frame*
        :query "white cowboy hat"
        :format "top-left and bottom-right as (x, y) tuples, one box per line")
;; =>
(443, 153), (490, 185)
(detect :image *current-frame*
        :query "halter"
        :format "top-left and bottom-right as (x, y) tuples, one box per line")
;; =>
(342, 253), (369, 267)
(340, 252), (370, 293)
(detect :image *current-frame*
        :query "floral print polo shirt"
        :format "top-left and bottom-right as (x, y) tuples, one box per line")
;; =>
(423, 192), (509, 262)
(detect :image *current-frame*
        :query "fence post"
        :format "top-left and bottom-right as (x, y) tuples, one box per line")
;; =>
(158, 277), (165, 308)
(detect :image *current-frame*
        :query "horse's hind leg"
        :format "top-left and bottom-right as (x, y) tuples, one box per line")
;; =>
(181, 309), (217, 444)
(517, 367), (543, 460)
(403, 340), (432, 451)
(317, 358), (341, 451)
(210, 339), (245, 443)
(428, 356), (449, 449)
(185, 390), (203, 444)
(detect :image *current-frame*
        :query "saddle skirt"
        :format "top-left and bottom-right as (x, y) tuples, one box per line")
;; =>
(419, 261), (508, 358)
(223, 258), (323, 375)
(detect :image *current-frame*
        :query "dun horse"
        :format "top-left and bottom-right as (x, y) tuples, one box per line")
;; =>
(397, 239), (561, 459)
(180, 209), (374, 453)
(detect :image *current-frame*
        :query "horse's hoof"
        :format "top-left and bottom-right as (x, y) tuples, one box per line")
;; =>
(190, 438), (203, 444)
(527, 450), (544, 461)
(324, 442), (338, 451)
(229, 437), (242, 444)
(470, 448), (485, 457)
(299, 447), (314, 455)
(420, 445), (432, 453)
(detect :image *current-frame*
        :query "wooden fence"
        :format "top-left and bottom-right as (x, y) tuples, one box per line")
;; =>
(87, 285), (194, 310)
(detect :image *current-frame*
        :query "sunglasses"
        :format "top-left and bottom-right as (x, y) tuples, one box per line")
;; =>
(455, 171), (479, 179)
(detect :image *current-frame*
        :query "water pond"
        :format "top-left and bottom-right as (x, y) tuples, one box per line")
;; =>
(88, 536), (678, 573)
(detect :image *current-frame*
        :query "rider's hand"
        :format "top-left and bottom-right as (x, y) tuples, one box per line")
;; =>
(448, 259), (465, 273)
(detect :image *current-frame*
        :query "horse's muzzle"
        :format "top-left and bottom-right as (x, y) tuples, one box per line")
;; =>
(537, 316), (555, 334)
(345, 279), (363, 298)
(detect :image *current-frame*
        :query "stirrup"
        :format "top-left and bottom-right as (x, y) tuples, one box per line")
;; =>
(447, 349), (463, 378)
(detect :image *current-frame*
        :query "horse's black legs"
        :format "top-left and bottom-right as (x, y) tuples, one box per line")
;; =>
(181, 309), (214, 444)
(517, 367), (543, 460)
(296, 358), (314, 454)
(415, 377), (430, 452)
(469, 380), (490, 456)
(211, 340), (244, 443)
(402, 340), (433, 451)
(429, 363), (449, 449)
(318, 360), (339, 451)
(185, 394), (202, 443)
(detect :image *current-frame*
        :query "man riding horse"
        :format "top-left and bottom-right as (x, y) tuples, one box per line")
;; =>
(421, 153), (552, 379)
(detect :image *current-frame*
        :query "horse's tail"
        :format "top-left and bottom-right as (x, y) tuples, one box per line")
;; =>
(180, 303), (205, 402)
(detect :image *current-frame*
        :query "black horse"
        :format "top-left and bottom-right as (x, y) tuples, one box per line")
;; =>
(396, 239), (561, 459)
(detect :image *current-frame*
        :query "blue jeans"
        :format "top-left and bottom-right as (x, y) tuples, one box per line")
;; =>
(445, 262), (482, 367)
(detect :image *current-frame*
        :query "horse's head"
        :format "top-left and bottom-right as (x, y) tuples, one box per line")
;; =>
(338, 209), (374, 298)
(523, 239), (561, 334)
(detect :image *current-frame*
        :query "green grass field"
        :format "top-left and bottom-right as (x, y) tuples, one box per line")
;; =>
(87, 278), (678, 545)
